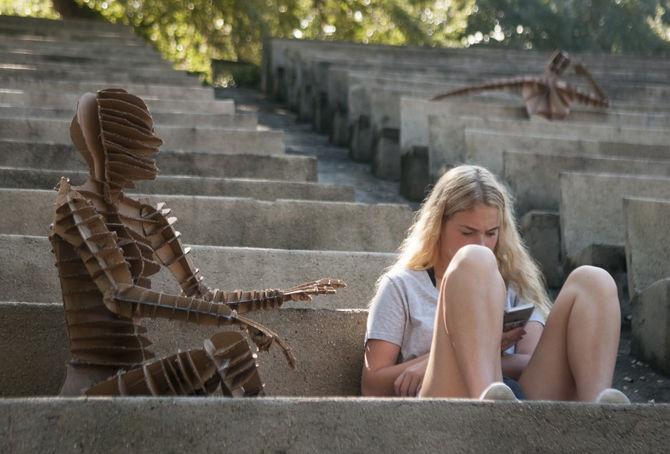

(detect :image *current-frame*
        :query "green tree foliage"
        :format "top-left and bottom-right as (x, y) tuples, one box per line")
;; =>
(0, 0), (59, 18)
(28, 0), (472, 80)
(464, 0), (670, 55)
(3, 0), (670, 82)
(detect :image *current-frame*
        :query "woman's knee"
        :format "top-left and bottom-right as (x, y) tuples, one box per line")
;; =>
(440, 245), (504, 298)
(446, 244), (498, 275)
(565, 266), (619, 306)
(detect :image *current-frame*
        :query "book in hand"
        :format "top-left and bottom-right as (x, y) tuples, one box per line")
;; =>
(503, 303), (535, 332)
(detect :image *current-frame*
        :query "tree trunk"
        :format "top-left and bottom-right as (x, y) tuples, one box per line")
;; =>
(51, 0), (100, 19)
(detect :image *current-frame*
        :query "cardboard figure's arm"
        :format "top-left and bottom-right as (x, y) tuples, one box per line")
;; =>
(140, 201), (345, 313)
(573, 63), (609, 106)
(140, 202), (213, 299)
(431, 78), (535, 102)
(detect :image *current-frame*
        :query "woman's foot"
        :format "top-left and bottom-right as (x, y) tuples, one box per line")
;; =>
(479, 382), (518, 401)
(595, 388), (630, 404)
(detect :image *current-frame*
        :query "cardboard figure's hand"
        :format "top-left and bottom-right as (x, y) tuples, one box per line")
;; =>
(282, 278), (347, 302)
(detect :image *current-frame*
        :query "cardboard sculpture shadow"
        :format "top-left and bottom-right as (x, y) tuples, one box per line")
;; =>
(432, 50), (609, 120)
(50, 89), (345, 397)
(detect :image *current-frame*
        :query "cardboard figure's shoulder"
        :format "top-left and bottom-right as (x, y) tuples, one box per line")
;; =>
(54, 177), (86, 208)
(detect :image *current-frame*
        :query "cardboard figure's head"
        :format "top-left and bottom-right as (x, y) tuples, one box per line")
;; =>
(547, 50), (570, 76)
(70, 88), (163, 202)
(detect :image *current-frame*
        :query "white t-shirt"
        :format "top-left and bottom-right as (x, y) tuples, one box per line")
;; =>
(365, 268), (546, 362)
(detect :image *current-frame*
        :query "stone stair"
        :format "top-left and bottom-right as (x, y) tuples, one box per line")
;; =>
(1, 15), (669, 453)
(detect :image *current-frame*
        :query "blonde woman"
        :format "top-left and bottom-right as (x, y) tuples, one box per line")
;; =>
(362, 165), (628, 402)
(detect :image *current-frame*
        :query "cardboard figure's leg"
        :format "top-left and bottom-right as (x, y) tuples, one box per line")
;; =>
(85, 331), (263, 397)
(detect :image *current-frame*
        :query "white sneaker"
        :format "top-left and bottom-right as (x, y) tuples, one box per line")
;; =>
(479, 382), (518, 401)
(595, 388), (631, 404)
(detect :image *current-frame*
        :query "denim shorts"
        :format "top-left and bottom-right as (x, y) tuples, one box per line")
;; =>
(503, 377), (526, 400)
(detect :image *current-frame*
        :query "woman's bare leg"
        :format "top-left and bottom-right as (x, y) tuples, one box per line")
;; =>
(420, 245), (507, 398)
(519, 266), (621, 401)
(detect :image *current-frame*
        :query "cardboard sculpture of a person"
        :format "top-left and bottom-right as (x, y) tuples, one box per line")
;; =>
(50, 89), (344, 396)
(432, 50), (609, 120)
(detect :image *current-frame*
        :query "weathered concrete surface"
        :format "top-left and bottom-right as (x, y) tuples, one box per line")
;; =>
(631, 279), (670, 375)
(465, 129), (670, 176)
(371, 127), (401, 180)
(503, 151), (670, 215)
(560, 173), (670, 262)
(400, 96), (523, 157)
(1, 396), (669, 453)
(0, 167), (353, 202)
(0, 105), (257, 129)
(0, 234), (393, 309)
(400, 145), (431, 202)
(520, 211), (562, 288)
(0, 66), (195, 86)
(0, 47), (170, 68)
(428, 114), (670, 180)
(0, 90), (235, 114)
(624, 197), (670, 296)
(0, 189), (413, 252)
(0, 118), (285, 155)
(402, 97), (670, 163)
(0, 302), (367, 397)
(0, 141), (317, 182)
(2, 79), (215, 101)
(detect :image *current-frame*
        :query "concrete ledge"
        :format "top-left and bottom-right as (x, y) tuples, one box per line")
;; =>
(520, 210), (562, 288)
(0, 189), (412, 251)
(0, 302), (367, 397)
(1, 397), (668, 453)
(0, 118), (285, 155)
(631, 278), (670, 375)
(0, 234), (394, 309)
(0, 67), (195, 86)
(503, 151), (670, 215)
(0, 167), (353, 202)
(624, 197), (670, 296)
(0, 141), (317, 182)
(2, 79), (215, 101)
(0, 91), (235, 114)
(0, 105), (256, 128)
(560, 172), (670, 262)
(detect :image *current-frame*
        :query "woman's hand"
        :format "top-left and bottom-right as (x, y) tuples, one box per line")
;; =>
(393, 357), (428, 397)
(501, 327), (526, 352)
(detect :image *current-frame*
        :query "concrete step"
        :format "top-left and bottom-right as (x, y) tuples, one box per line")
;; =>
(502, 151), (670, 215)
(0, 105), (257, 129)
(0, 234), (391, 309)
(0, 48), (172, 68)
(0, 90), (235, 114)
(560, 172), (670, 263)
(465, 129), (670, 176)
(624, 197), (670, 296)
(0, 35), (162, 58)
(0, 390), (668, 453)
(0, 301), (366, 397)
(0, 118), (285, 155)
(0, 67), (197, 87)
(0, 141), (317, 182)
(429, 113), (670, 181)
(1, 79), (216, 101)
(0, 189), (412, 251)
(0, 167), (353, 201)
(401, 96), (670, 158)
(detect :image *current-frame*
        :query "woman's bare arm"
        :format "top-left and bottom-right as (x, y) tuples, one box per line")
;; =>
(501, 321), (543, 380)
(361, 339), (428, 396)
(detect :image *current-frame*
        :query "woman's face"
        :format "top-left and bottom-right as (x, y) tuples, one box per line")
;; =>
(438, 203), (501, 265)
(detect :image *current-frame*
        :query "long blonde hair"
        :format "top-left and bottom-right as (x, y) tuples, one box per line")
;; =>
(393, 165), (551, 316)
